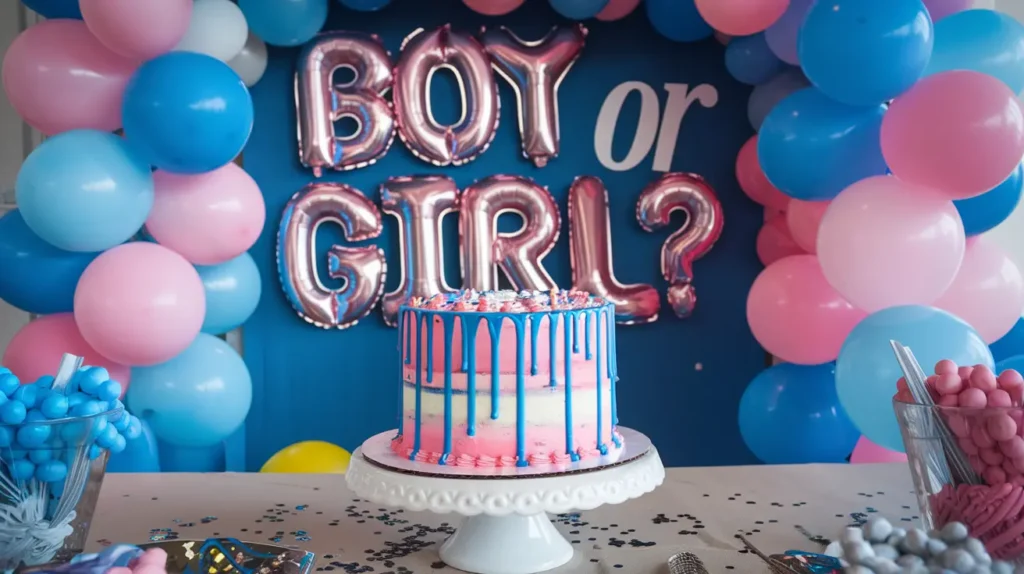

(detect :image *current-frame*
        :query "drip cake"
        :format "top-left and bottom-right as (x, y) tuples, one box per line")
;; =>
(391, 288), (623, 468)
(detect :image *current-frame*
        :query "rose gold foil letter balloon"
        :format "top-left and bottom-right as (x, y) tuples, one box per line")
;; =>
(569, 176), (660, 324)
(380, 176), (459, 326)
(460, 175), (561, 292)
(481, 25), (586, 168)
(296, 32), (395, 176)
(636, 173), (724, 318)
(393, 26), (499, 166)
(276, 183), (386, 329)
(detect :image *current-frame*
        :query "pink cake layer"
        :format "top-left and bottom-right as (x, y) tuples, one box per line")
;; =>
(390, 424), (622, 467)
(399, 309), (611, 391)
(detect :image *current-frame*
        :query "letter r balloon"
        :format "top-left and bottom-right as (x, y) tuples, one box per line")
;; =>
(276, 183), (387, 329)
(295, 32), (396, 176)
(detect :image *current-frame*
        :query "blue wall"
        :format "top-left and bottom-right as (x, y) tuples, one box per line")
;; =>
(242, 0), (767, 470)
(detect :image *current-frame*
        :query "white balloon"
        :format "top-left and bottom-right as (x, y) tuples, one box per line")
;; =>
(227, 32), (268, 87)
(174, 0), (248, 62)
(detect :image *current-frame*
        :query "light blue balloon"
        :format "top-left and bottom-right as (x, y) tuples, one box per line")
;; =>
(645, 0), (712, 43)
(758, 88), (888, 201)
(739, 363), (859, 465)
(16, 130), (153, 253)
(106, 419), (160, 473)
(549, 0), (609, 20)
(747, 67), (809, 131)
(799, 0), (934, 106)
(726, 34), (786, 86)
(239, 0), (328, 47)
(927, 9), (1024, 95)
(836, 306), (993, 452)
(197, 253), (262, 335)
(122, 52), (253, 174)
(127, 334), (252, 448)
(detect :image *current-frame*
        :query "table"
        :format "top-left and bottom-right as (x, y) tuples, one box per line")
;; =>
(86, 463), (918, 573)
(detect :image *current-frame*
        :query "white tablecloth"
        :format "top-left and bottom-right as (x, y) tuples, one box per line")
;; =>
(87, 463), (917, 573)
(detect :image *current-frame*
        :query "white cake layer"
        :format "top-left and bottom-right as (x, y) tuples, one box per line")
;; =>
(401, 384), (614, 427)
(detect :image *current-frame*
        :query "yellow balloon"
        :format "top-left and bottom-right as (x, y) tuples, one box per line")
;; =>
(260, 440), (351, 473)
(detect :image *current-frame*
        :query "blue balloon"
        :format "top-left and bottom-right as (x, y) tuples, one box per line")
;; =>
(747, 67), (809, 131)
(758, 88), (888, 201)
(928, 9), (1024, 94)
(799, 0), (933, 106)
(991, 318), (1024, 364)
(954, 163), (1024, 236)
(197, 253), (263, 335)
(0, 210), (98, 314)
(338, 0), (391, 10)
(645, 0), (712, 43)
(127, 334), (252, 448)
(16, 130), (154, 252)
(726, 34), (786, 86)
(836, 305), (993, 452)
(158, 442), (225, 472)
(997, 354), (1024, 376)
(239, 0), (328, 47)
(122, 53), (253, 174)
(549, 0), (609, 20)
(106, 419), (160, 473)
(739, 363), (859, 464)
(21, 0), (81, 18)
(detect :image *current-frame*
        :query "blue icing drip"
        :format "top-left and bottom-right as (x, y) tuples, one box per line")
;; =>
(396, 311), (405, 438)
(572, 313), (580, 354)
(512, 316), (528, 467)
(564, 310), (579, 461)
(425, 315), (434, 384)
(584, 311), (592, 360)
(460, 326), (469, 372)
(487, 317), (501, 420)
(440, 315), (454, 465)
(411, 311), (424, 460)
(608, 306), (619, 428)
(595, 309), (607, 456)
(462, 314), (480, 437)
(548, 313), (560, 387)
(404, 310), (411, 365)
(529, 313), (541, 376)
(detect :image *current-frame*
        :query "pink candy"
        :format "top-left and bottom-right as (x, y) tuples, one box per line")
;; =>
(897, 361), (1024, 489)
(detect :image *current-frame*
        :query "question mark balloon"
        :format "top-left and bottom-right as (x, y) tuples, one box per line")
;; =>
(636, 173), (724, 318)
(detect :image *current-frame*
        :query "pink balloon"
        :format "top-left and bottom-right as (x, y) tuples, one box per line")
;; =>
(747, 254), (865, 365)
(882, 70), (1024, 199)
(2, 20), (137, 136)
(818, 176), (966, 312)
(146, 164), (266, 266)
(2, 314), (131, 394)
(756, 215), (806, 266)
(696, 0), (788, 36)
(785, 199), (829, 254)
(462, 0), (524, 15)
(81, 0), (192, 60)
(936, 237), (1024, 344)
(596, 0), (641, 21)
(850, 436), (908, 464)
(74, 243), (205, 366)
(736, 136), (791, 210)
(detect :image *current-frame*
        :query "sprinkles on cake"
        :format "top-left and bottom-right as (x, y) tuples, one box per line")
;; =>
(405, 289), (606, 313)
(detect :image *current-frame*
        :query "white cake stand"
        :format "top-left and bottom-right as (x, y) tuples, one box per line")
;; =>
(345, 427), (665, 574)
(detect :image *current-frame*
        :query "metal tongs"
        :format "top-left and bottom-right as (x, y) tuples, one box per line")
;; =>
(890, 340), (981, 486)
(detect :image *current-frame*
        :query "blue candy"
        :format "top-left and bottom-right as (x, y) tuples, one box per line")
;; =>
(67, 392), (89, 409)
(97, 380), (122, 403)
(10, 459), (34, 480)
(123, 416), (142, 441)
(16, 424), (51, 448)
(87, 444), (103, 460)
(25, 409), (46, 422)
(28, 448), (51, 464)
(112, 412), (131, 432)
(49, 478), (65, 496)
(0, 374), (19, 397)
(0, 401), (27, 424)
(10, 448), (26, 459)
(91, 415), (109, 440)
(95, 423), (118, 449)
(40, 394), (69, 419)
(59, 421), (88, 443)
(110, 434), (127, 455)
(34, 375), (54, 389)
(0, 428), (11, 448)
(76, 367), (110, 395)
(13, 385), (38, 408)
(70, 399), (104, 418)
(35, 460), (67, 483)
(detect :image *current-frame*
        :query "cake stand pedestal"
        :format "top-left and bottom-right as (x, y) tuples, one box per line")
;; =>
(345, 427), (665, 574)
